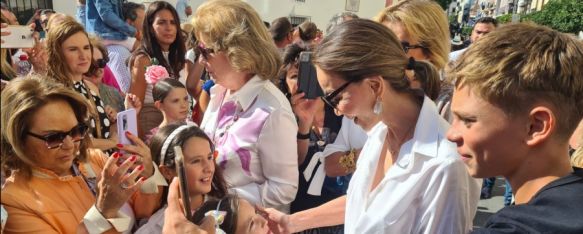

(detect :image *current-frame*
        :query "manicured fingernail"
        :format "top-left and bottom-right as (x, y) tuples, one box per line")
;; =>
(130, 155), (137, 161)
(137, 165), (144, 171)
(140, 177), (146, 182)
(116, 144), (123, 148)
(125, 131), (132, 136)
(112, 152), (119, 158)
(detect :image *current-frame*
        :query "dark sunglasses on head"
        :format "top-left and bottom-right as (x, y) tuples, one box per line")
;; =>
(401, 41), (427, 53)
(28, 123), (89, 149)
(196, 44), (215, 60)
(321, 79), (359, 109)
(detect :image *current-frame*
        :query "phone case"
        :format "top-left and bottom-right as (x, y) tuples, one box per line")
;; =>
(298, 52), (324, 99)
(116, 108), (138, 145)
(174, 145), (192, 220)
(2, 26), (34, 48)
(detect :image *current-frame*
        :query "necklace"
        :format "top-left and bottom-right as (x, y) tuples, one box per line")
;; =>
(386, 122), (416, 155)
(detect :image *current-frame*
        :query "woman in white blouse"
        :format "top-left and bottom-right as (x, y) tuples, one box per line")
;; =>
(265, 19), (479, 233)
(192, 0), (298, 211)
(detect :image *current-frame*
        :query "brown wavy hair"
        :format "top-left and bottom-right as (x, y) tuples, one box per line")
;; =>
(45, 16), (91, 88)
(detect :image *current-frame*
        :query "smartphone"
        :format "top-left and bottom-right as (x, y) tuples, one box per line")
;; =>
(174, 145), (192, 220)
(2, 26), (34, 48)
(116, 108), (138, 145)
(298, 51), (324, 99)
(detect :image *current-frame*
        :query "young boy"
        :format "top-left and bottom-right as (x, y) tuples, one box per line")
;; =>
(446, 23), (583, 233)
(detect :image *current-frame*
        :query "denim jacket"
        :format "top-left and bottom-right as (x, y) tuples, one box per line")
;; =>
(86, 0), (136, 41)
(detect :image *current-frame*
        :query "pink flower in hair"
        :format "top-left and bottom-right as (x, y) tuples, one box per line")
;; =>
(145, 65), (170, 85)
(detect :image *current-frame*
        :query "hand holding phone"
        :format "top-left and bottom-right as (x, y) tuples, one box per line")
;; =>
(116, 108), (138, 145)
(174, 145), (192, 220)
(1, 26), (34, 48)
(298, 51), (324, 99)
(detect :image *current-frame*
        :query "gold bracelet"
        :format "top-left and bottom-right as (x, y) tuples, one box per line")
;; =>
(339, 149), (356, 173)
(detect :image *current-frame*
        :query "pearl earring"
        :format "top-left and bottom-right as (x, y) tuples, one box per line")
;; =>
(373, 97), (382, 115)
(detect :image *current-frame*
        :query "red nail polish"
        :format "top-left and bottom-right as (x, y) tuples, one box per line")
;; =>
(116, 144), (123, 148)
(125, 131), (132, 136)
(140, 177), (146, 182)
(137, 165), (144, 171)
(112, 152), (119, 159)
(130, 155), (137, 161)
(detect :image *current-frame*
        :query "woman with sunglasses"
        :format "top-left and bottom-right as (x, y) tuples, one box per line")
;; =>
(193, 0), (298, 211)
(85, 36), (125, 112)
(129, 1), (186, 140)
(45, 17), (120, 152)
(265, 19), (479, 234)
(1, 76), (164, 233)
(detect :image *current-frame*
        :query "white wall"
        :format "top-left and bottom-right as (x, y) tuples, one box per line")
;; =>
(54, 0), (386, 33)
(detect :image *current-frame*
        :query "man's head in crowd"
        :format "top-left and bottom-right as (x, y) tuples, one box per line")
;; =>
(269, 17), (293, 49)
(123, 2), (146, 33)
(470, 17), (497, 43)
(40, 9), (56, 30)
(446, 23), (583, 179)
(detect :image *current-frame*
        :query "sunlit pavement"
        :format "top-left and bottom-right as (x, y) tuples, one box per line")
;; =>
(473, 177), (507, 229)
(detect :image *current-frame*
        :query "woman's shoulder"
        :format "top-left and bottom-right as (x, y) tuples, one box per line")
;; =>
(131, 52), (152, 68)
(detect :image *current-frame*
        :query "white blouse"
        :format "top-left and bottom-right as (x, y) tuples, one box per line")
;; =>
(344, 96), (480, 234)
(201, 76), (298, 210)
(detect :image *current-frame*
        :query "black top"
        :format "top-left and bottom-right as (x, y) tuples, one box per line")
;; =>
(473, 167), (583, 234)
(290, 104), (348, 213)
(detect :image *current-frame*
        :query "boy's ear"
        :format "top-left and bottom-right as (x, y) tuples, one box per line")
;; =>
(525, 106), (554, 147)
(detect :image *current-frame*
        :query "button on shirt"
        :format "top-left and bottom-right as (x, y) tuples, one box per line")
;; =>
(201, 76), (299, 209)
(344, 96), (480, 234)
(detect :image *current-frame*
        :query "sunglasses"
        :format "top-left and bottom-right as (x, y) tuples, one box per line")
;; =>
(28, 123), (89, 149)
(321, 79), (359, 109)
(94, 58), (108, 69)
(196, 44), (215, 60)
(401, 41), (427, 53)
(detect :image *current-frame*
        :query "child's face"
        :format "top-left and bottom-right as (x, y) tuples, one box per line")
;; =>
(235, 199), (269, 234)
(182, 136), (215, 196)
(160, 87), (189, 123)
(447, 85), (528, 178)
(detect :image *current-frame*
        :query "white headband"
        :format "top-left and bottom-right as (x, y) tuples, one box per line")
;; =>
(160, 124), (192, 165)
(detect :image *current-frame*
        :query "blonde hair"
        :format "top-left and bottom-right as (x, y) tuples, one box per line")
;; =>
(447, 23), (583, 139)
(374, 0), (450, 70)
(46, 16), (91, 87)
(1, 13), (16, 80)
(45, 13), (67, 32)
(1, 75), (91, 180)
(192, 0), (281, 80)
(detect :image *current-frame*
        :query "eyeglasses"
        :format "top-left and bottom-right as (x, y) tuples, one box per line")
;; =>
(27, 123), (89, 149)
(401, 41), (427, 53)
(321, 79), (358, 109)
(196, 44), (215, 60)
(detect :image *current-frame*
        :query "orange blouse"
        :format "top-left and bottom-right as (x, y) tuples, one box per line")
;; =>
(1, 149), (163, 233)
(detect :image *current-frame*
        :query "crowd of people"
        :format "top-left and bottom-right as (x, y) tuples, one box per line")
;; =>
(1, 0), (582, 233)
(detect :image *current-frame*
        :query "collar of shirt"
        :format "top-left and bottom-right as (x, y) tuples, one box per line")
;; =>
(365, 96), (441, 169)
(224, 75), (265, 112)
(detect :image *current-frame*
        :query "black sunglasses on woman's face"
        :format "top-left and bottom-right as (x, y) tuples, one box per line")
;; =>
(321, 79), (359, 109)
(196, 44), (215, 60)
(27, 123), (89, 149)
(95, 58), (108, 69)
